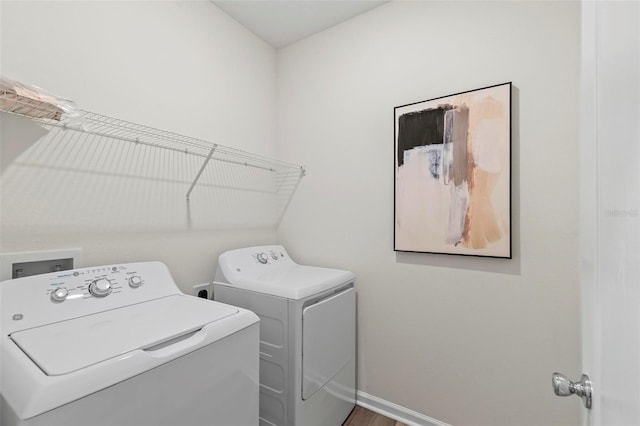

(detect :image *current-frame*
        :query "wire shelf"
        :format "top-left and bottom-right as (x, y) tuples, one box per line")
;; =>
(1, 93), (306, 215)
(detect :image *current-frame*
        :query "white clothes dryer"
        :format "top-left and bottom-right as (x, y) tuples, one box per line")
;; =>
(213, 245), (356, 426)
(0, 261), (259, 426)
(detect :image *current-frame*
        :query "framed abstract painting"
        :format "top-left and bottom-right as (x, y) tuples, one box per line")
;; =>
(394, 82), (511, 258)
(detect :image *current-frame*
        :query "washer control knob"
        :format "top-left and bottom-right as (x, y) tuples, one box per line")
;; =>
(51, 287), (69, 302)
(129, 276), (143, 288)
(270, 252), (278, 260)
(257, 252), (268, 264)
(89, 279), (112, 297)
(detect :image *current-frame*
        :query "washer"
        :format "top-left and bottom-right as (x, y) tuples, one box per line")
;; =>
(213, 245), (356, 426)
(1, 261), (259, 426)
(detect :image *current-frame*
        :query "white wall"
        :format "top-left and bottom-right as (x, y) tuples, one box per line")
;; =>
(0, 1), (279, 291)
(277, 1), (581, 425)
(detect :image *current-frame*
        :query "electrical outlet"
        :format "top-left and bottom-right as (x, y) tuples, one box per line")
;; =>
(192, 283), (211, 299)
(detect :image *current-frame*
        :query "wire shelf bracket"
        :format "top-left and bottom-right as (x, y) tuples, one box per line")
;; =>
(186, 144), (218, 202)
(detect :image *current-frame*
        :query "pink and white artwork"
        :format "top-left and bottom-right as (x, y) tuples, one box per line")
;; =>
(394, 82), (511, 258)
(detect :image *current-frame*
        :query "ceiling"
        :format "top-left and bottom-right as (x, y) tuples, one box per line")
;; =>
(211, 0), (389, 48)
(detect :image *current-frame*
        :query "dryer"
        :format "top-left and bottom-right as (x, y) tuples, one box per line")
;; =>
(213, 245), (356, 426)
(0, 261), (259, 426)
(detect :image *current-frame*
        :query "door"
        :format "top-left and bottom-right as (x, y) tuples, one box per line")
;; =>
(580, 1), (640, 425)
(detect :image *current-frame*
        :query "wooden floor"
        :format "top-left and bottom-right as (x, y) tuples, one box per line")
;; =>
(343, 406), (408, 426)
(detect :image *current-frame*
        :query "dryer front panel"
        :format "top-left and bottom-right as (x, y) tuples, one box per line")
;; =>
(301, 286), (355, 400)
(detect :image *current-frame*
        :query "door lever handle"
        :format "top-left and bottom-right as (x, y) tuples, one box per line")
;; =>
(552, 372), (592, 409)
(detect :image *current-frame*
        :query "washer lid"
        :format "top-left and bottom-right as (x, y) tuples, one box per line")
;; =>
(9, 295), (238, 376)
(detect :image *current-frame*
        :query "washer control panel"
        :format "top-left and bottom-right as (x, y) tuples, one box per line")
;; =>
(44, 265), (148, 304)
(1, 261), (182, 333)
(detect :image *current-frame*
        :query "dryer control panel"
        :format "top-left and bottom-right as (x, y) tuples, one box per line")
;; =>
(0, 261), (182, 333)
(254, 248), (287, 265)
(217, 245), (296, 282)
(214, 245), (355, 300)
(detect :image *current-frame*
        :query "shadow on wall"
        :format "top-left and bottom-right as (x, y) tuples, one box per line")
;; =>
(0, 113), (300, 234)
(0, 113), (48, 169)
(396, 86), (521, 276)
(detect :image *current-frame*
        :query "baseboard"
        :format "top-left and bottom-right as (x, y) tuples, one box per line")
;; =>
(356, 391), (451, 426)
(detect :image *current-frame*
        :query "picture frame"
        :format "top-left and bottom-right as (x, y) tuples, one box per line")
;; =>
(394, 82), (512, 258)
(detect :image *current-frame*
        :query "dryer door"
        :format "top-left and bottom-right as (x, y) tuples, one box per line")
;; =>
(302, 286), (355, 400)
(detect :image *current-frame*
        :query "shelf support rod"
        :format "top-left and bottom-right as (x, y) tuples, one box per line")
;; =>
(276, 166), (306, 227)
(186, 144), (217, 201)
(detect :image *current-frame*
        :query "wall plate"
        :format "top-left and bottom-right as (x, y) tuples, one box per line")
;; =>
(0, 248), (83, 282)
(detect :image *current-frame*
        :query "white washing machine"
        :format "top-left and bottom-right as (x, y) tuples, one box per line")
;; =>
(213, 245), (356, 426)
(0, 261), (259, 426)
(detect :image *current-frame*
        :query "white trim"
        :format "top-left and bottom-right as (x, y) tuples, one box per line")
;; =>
(356, 391), (451, 426)
(579, 2), (600, 425)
